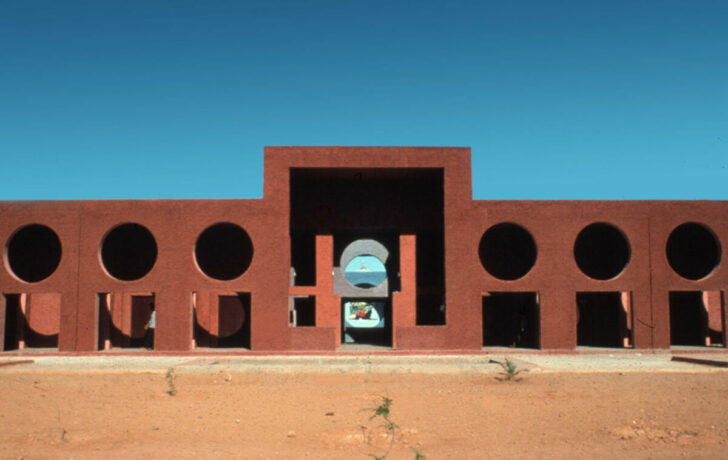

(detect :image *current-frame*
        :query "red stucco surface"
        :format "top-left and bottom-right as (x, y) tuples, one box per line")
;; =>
(1, 147), (726, 352)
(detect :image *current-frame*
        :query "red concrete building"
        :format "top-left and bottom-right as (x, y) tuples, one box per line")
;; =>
(1, 147), (726, 352)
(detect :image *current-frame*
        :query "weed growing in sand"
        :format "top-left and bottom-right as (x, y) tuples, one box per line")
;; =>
(491, 358), (526, 382)
(361, 396), (426, 459)
(363, 395), (398, 460)
(165, 368), (177, 396)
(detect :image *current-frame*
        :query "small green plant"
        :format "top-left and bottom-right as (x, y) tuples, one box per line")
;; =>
(165, 367), (177, 396)
(361, 395), (425, 459)
(363, 396), (397, 460)
(490, 357), (526, 382)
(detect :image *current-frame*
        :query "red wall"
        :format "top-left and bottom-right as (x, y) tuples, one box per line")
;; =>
(1, 147), (727, 352)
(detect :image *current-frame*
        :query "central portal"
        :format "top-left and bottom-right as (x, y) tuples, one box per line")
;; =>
(289, 167), (445, 348)
(336, 238), (393, 346)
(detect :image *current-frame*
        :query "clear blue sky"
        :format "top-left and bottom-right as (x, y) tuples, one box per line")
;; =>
(1, 0), (726, 200)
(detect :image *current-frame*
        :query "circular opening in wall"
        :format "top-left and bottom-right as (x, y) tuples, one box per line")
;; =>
(666, 222), (721, 280)
(6, 224), (62, 283)
(101, 223), (157, 281)
(573, 223), (631, 280)
(344, 255), (387, 288)
(479, 223), (537, 280)
(195, 223), (253, 281)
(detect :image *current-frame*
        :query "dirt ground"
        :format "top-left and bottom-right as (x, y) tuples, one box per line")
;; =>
(1, 363), (727, 459)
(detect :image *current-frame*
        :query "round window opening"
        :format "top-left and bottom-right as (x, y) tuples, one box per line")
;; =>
(666, 222), (721, 280)
(195, 223), (254, 281)
(101, 223), (158, 281)
(6, 224), (62, 283)
(573, 223), (631, 280)
(344, 255), (387, 288)
(479, 223), (537, 281)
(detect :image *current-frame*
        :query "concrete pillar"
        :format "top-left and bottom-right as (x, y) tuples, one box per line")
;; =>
(621, 291), (632, 348)
(393, 234), (416, 348)
(315, 235), (341, 345)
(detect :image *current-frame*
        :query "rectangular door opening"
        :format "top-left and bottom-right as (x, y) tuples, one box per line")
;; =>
(194, 293), (251, 349)
(669, 291), (714, 347)
(577, 292), (631, 348)
(482, 292), (540, 349)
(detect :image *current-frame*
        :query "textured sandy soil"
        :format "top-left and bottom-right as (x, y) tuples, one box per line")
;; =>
(2, 366), (727, 459)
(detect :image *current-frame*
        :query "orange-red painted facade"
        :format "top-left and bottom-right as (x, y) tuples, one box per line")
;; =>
(1, 147), (726, 352)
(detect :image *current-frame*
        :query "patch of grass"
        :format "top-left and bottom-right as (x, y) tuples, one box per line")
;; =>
(490, 358), (527, 382)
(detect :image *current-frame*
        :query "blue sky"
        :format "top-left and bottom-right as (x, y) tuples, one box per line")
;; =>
(1, 0), (726, 200)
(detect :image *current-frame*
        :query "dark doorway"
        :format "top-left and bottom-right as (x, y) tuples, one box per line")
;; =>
(3, 294), (21, 351)
(291, 296), (316, 326)
(482, 292), (539, 348)
(670, 291), (708, 346)
(577, 292), (629, 348)
(416, 293), (445, 326)
(2, 294), (59, 350)
(109, 294), (155, 348)
(194, 293), (251, 349)
(290, 232), (316, 286)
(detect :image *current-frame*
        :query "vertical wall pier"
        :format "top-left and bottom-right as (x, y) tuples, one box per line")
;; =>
(576, 292), (631, 348)
(482, 292), (540, 349)
(97, 293), (111, 350)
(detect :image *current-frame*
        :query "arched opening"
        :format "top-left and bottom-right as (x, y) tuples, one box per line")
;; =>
(344, 255), (387, 288)
(6, 224), (62, 283)
(666, 223), (721, 280)
(479, 223), (537, 281)
(101, 223), (157, 281)
(574, 223), (631, 280)
(195, 223), (254, 281)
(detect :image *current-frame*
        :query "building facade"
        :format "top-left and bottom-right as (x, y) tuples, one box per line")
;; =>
(1, 147), (726, 352)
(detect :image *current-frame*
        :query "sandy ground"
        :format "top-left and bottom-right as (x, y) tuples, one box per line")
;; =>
(1, 354), (727, 459)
